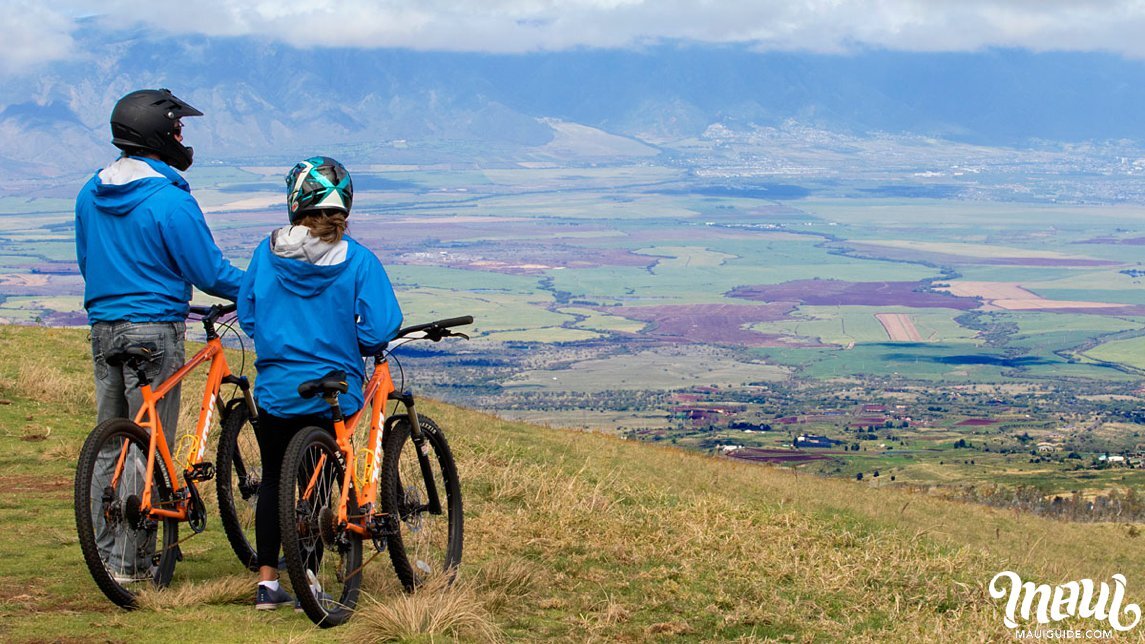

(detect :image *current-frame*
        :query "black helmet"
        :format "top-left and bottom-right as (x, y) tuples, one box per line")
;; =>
(285, 156), (354, 223)
(110, 88), (202, 171)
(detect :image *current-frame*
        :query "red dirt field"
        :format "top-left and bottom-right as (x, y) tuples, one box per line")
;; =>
(727, 279), (979, 309)
(955, 418), (998, 426)
(608, 302), (820, 347)
(728, 448), (838, 464)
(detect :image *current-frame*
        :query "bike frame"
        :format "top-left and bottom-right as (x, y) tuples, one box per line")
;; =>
(300, 351), (440, 540)
(295, 317), (470, 545)
(322, 356), (399, 537)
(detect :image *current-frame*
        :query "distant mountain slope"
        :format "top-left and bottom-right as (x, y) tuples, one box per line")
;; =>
(5, 30), (1145, 181)
(0, 324), (1141, 640)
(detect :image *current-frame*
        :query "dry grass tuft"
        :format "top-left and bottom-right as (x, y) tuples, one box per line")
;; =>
(346, 577), (502, 643)
(16, 359), (94, 412)
(470, 557), (535, 607)
(134, 575), (252, 611)
(645, 620), (693, 636)
(47, 529), (79, 546)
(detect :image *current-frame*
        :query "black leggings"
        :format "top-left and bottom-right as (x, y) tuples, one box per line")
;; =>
(254, 411), (334, 570)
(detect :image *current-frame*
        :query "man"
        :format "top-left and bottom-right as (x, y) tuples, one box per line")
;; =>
(75, 88), (243, 581)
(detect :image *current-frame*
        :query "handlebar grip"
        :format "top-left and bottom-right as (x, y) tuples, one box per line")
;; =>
(436, 315), (474, 329)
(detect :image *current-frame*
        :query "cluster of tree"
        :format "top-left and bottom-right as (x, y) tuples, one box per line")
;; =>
(935, 484), (1145, 523)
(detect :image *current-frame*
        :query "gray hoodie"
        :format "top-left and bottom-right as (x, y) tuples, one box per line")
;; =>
(270, 225), (348, 266)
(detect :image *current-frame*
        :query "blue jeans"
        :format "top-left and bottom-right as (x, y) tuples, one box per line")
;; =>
(91, 321), (186, 445)
(89, 320), (186, 575)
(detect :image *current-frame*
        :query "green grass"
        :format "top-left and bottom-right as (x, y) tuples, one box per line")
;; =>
(1032, 288), (1145, 305)
(387, 265), (541, 294)
(1085, 336), (1145, 370)
(800, 197), (1145, 229)
(502, 345), (789, 393)
(953, 265), (1089, 282)
(556, 306), (647, 334)
(1004, 310), (1144, 336)
(1, 325), (1143, 640)
(397, 286), (572, 336)
(0, 296), (84, 323)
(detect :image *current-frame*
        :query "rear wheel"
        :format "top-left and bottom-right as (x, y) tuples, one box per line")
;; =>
(280, 426), (362, 627)
(381, 415), (463, 592)
(75, 418), (180, 608)
(215, 400), (262, 571)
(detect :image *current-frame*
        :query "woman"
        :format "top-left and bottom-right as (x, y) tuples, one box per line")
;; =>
(237, 156), (402, 609)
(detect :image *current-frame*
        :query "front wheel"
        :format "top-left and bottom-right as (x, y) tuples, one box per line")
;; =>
(280, 426), (362, 628)
(215, 400), (262, 571)
(381, 415), (463, 592)
(74, 418), (180, 608)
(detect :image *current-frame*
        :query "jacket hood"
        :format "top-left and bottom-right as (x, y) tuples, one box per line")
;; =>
(92, 156), (188, 217)
(268, 225), (350, 297)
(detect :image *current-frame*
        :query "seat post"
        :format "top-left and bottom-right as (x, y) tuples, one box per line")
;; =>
(323, 393), (344, 424)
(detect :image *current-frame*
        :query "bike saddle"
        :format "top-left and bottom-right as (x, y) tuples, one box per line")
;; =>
(297, 370), (349, 399)
(104, 343), (158, 367)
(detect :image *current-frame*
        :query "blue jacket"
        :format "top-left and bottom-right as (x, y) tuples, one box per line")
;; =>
(238, 229), (403, 418)
(75, 156), (244, 322)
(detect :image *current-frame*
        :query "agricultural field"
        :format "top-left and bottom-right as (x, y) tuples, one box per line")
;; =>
(8, 153), (1145, 499)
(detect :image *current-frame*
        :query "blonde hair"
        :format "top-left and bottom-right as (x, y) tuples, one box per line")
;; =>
(295, 210), (347, 244)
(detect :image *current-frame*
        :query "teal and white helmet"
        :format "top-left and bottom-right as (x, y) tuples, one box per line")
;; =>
(285, 156), (354, 223)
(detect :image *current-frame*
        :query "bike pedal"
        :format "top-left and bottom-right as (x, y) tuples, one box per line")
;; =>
(187, 462), (216, 482)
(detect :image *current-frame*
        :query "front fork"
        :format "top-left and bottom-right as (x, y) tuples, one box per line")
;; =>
(219, 374), (259, 428)
(389, 392), (442, 515)
(217, 376), (261, 507)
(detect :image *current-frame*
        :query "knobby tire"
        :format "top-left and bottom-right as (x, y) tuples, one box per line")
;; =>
(215, 400), (262, 571)
(74, 418), (179, 608)
(380, 415), (463, 592)
(279, 426), (363, 628)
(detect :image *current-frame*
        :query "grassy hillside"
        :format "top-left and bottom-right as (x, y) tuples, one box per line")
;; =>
(0, 325), (1142, 641)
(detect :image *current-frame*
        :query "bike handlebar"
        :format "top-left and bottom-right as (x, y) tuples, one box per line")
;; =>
(188, 303), (238, 336)
(378, 316), (474, 356)
(189, 303), (237, 319)
(395, 316), (474, 338)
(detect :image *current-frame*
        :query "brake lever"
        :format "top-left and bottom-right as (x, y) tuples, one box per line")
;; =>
(425, 328), (470, 342)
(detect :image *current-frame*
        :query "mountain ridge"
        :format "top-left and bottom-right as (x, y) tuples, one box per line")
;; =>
(6, 32), (1145, 181)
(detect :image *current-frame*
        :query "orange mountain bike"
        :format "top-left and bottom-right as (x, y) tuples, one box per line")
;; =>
(74, 303), (265, 608)
(279, 316), (471, 627)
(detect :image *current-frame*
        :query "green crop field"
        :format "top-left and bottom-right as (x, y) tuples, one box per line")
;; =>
(1085, 336), (1145, 370)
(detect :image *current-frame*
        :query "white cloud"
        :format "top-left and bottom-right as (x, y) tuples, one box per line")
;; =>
(9, 0), (1145, 74)
(1, 1), (77, 74)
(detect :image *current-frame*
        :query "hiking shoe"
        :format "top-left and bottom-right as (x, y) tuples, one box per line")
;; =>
(255, 584), (295, 610)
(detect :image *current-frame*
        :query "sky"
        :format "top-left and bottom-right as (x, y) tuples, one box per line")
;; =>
(6, 0), (1145, 75)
